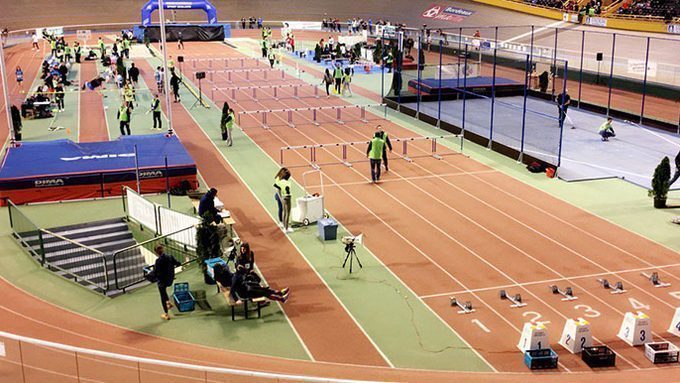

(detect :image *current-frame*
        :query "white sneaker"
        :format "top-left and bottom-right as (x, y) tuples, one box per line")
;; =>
(285, 228), (294, 233)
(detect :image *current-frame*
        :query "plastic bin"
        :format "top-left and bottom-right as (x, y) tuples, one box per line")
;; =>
(318, 218), (338, 241)
(582, 346), (616, 367)
(524, 348), (558, 370)
(173, 282), (195, 312)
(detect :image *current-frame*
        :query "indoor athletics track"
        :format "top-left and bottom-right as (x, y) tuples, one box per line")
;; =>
(1, 36), (679, 382)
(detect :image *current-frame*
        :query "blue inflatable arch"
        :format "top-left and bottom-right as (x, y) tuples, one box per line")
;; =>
(141, 0), (218, 26)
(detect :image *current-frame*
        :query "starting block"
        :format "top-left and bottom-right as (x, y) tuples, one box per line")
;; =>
(617, 311), (652, 346)
(597, 278), (626, 294)
(500, 290), (526, 308)
(641, 272), (671, 288)
(550, 285), (577, 301)
(449, 296), (475, 314)
(518, 322), (549, 352)
(559, 318), (593, 353)
(669, 307), (680, 337)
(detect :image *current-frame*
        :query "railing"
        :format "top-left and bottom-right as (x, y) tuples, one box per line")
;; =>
(7, 199), (110, 292)
(7, 199), (45, 264)
(0, 331), (388, 383)
(112, 226), (197, 292)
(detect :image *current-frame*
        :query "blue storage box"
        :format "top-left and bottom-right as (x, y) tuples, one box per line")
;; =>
(173, 282), (195, 312)
(524, 348), (558, 370)
(318, 218), (338, 241)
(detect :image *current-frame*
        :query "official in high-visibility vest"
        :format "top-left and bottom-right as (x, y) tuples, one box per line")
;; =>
(333, 64), (343, 94)
(261, 38), (269, 58)
(64, 44), (72, 62)
(98, 37), (105, 56)
(117, 102), (131, 136)
(123, 83), (135, 109)
(50, 38), (57, 56)
(273, 169), (294, 233)
(150, 94), (162, 130)
(123, 38), (131, 59)
(267, 48), (276, 68)
(366, 132), (386, 183)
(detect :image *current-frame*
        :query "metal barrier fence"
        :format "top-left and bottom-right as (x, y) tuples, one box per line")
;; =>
(0, 331), (388, 383)
(7, 200), (109, 292)
(381, 26), (680, 134)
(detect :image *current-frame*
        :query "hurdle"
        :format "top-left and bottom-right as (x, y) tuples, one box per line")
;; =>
(450, 297), (475, 314)
(549, 285), (577, 301)
(641, 272), (671, 288)
(597, 279), (626, 294)
(238, 104), (383, 130)
(188, 57), (264, 69)
(278, 134), (459, 169)
(212, 83), (320, 102)
(500, 290), (526, 308)
(197, 68), (286, 84)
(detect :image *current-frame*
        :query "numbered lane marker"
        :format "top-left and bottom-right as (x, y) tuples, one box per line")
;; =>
(618, 311), (652, 346)
(518, 322), (549, 352)
(559, 318), (593, 353)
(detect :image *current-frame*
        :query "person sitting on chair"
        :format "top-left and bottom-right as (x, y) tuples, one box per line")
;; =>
(230, 266), (290, 304)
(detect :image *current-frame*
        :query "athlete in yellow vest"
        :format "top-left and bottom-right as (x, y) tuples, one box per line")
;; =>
(366, 132), (386, 183)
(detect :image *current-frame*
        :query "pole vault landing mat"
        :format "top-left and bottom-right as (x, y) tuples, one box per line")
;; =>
(407, 77), (523, 96)
(0, 134), (198, 205)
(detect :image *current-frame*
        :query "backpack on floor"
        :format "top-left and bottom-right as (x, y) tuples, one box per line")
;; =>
(526, 161), (545, 173)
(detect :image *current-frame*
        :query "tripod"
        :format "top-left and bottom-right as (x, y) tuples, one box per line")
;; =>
(342, 241), (363, 274)
(190, 75), (204, 109)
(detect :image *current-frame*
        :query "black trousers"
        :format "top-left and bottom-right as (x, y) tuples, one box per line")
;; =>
(370, 159), (382, 182)
(325, 82), (331, 95)
(558, 106), (568, 125)
(334, 78), (341, 93)
(158, 283), (170, 314)
(153, 111), (162, 129)
(119, 121), (130, 135)
(56, 97), (64, 110)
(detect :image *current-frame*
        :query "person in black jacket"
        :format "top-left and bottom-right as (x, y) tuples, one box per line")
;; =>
(198, 188), (222, 223)
(128, 63), (140, 85)
(170, 72), (181, 103)
(153, 244), (181, 320)
(230, 266), (290, 304)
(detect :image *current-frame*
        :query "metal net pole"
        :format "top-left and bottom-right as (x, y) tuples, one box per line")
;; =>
(158, 0), (174, 134)
(0, 41), (15, 146)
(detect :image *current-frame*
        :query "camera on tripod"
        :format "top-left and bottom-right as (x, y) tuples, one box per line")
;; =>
(341, 234), (363, 273)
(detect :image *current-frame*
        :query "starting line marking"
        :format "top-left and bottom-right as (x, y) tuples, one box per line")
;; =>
(472, 319), (491, 333)
(418, 262), (680, 299)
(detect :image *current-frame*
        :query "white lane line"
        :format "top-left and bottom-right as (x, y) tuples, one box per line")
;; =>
(501, 21), (566, 45)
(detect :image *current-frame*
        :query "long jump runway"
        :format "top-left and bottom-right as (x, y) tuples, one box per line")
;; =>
(179, 42), (680, 373)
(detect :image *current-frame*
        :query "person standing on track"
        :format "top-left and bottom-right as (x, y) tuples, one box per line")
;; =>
(150, 94), (162, 130)
(274, 168), (294, 233)
(267, 48), (276, 68)
(98, 37), (105, 57)
(177, 31), (184, 50)
(333, 63), (342, 94)
(152, 244), (181, 321)
(31, 32), (39, 50)
(15, 66), (23, 92)
(366, 131), (386, 183)
(170, 71), (181, 103)
(74, 42), (82, 63)
(341, 67), (353, 96)
(273, 168), (287, 227)
(321, 68), (333, 98)
(376, 125), (393, 172)
(54, 82), (65, 112)
(220, 103), (235, 146)
(128, 62), (140, 85)
(117, 101), (132, 135)
(155, 66), (164, 94)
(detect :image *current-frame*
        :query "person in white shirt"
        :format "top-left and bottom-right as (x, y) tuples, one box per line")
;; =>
(32, 33), (39, 50)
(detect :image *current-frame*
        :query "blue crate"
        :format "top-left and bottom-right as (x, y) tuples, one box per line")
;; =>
(524, 348), (558, 370)
(173, 282), (195, 312)
(318, 218), (338, 241)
